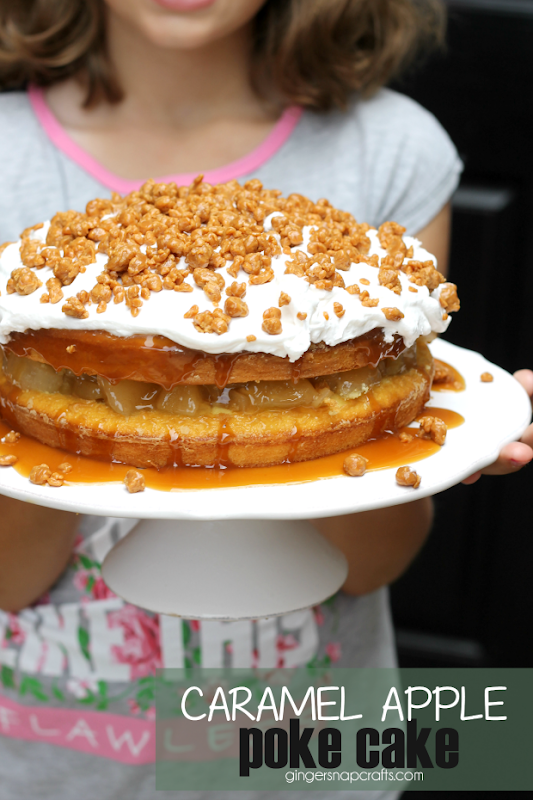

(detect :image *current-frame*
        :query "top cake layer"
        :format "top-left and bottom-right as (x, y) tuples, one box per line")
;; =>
(0, 178), (459, 361)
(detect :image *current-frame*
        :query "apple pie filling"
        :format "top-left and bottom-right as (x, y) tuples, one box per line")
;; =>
(1, 343), (420, 418)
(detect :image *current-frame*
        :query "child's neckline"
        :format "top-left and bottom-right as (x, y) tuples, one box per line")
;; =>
(28, 84), (303, 193)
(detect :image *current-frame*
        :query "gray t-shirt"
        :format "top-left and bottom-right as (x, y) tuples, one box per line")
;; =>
(0, 87), (462, 800)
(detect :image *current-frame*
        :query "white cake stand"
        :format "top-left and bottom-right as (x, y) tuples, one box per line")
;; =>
(0, 340), (531, 619)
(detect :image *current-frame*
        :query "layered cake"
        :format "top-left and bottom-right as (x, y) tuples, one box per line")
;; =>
(0, 178), (459, 469)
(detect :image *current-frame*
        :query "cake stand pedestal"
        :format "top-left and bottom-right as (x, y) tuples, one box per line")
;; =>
(101, 518), (348, 620)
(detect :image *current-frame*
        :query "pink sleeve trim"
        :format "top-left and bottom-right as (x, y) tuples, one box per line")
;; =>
(28, 85), (303, 192)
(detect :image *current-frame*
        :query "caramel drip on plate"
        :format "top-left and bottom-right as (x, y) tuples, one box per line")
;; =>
(432, 359), (466, 392)
(0, 407), (464, 491)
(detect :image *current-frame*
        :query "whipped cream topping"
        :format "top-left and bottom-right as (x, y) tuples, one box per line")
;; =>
(0, 218), (451, 360)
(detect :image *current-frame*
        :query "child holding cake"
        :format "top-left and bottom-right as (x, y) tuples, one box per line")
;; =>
(0, 1), (532, 799)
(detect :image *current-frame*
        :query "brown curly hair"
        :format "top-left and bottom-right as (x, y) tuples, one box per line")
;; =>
(0, 0), (445, 110)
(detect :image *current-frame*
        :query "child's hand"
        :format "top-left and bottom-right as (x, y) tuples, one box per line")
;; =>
(462, 369), (533, 485)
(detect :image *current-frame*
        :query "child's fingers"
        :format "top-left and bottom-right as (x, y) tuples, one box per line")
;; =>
(518, 421), (533, 449)
(513, 369), (533, 400)
(462, 471), (481, 485)
(481, 441), (532, 476)
(462, 441), (532, 484)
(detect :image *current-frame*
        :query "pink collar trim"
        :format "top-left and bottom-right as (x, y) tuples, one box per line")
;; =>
(28, 85), (303, 193)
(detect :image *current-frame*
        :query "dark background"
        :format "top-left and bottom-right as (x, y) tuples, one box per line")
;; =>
(391, 9), (533, 798)
(389, 0), (533, 680)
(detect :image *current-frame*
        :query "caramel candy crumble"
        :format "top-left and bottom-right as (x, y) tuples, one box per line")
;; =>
(439, 282), (460, 313)
(399, 431), (414, 444)
(48, 472), (65, 487)
(226, 281), (246, 298)
(382, 307), (404, 321)
(63, 296), (89, 319)
(481, 372), (494, 383)
(2, 430), (20, 443)
(29, 464), (51, 485)
(417, 415), (447, 446)
(46, 277), (64, 304)
(396, 466), (421, 489)
(193, 309), (230, 335)
(124, 469), (145, 493)
(262, 306), (282, 335)
(343, 453), (367, 477)
(7, 267), (42, 295)
(224, 297), (249, 317)
(378, 266), (402, 295)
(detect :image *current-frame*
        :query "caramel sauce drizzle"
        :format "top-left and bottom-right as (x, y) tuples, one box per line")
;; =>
(432, 359), (466, 392)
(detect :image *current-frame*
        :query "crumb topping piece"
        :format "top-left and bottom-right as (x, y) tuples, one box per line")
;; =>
(262, 306), (282, 335)
(193, 308), (230, 335)
(63, 296), (89, 319)
(2, 430), (20, 443)
(47, 472), (65, 487)
(226, 281), (246, 298)
(439, 283), (460, 313)
(124, 469), (145, 493)
(396, 466), (421, 488)
(29, 464), (48, 485)
(224, 296), (249, 317)
(343, 453), (367, 477)
(378, 267), (401, 295)
(7, 267), (42, 296)
(480, 372), (494, 382)
(433, 362), (453, 384)
(417, 415), (447, 446)
(381, 307), (404, 321)
(399, 430), (414, 444)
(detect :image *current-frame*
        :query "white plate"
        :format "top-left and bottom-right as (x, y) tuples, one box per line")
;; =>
(0, 339), (530, 521)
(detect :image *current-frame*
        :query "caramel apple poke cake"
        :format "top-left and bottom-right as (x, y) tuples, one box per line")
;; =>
(0, 178), (460, 470)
